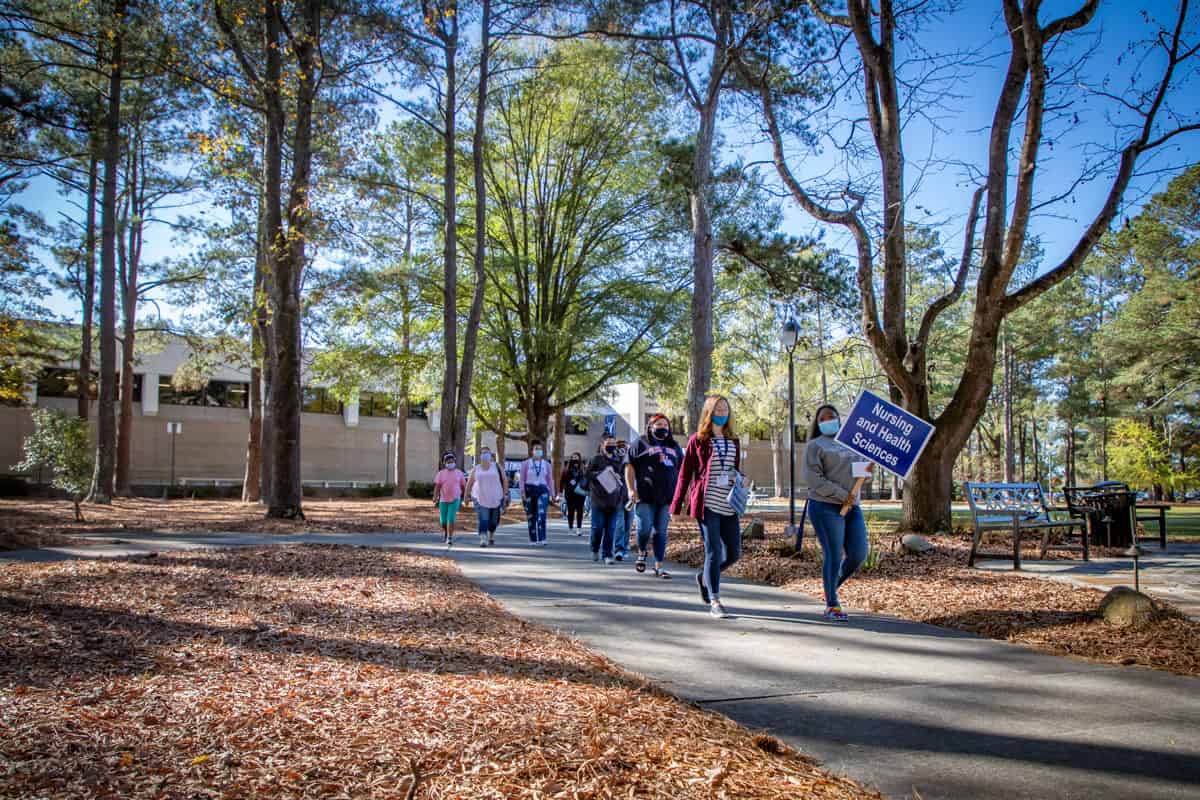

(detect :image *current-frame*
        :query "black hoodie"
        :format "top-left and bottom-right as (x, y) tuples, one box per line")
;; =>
(626, 431), (683, 506)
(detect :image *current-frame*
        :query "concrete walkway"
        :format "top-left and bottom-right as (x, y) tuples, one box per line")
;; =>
(4, 522), (1200, 799)
(977, 544), (1200, 620)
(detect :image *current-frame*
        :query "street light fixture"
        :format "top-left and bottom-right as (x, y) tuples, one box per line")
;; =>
(781, 318), (800, 548)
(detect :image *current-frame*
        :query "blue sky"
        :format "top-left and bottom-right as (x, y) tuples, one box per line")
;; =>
(18, 0), (1200, 325)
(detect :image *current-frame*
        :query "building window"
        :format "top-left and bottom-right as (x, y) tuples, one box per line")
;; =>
(160, 377), (249, 408)
(361, 391), (398, 418)
(301, 386), (342, 415)
(37, 368), (97, 399)
(566, 415), (590, 435)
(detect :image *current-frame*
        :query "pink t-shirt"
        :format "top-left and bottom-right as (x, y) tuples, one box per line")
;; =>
(470, 464), (506, 508)
(433, 468), (466, 503)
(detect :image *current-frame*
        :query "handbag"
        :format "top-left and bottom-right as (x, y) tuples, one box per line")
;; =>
(727, 470), (749, 517)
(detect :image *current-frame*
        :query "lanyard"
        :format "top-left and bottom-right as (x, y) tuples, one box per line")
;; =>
(532, 460), (542, 477)
(714, 437), (733, 467)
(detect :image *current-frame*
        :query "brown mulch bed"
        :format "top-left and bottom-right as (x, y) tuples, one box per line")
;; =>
(667, 515), (1200, 678)
(0, 545), (877, 799)
(0, 497), (467, 549)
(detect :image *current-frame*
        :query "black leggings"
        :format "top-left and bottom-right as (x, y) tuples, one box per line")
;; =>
(565, 496), (586, 529)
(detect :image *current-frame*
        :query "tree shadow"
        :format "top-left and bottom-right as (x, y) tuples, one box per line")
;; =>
(0, 546), (655, 696)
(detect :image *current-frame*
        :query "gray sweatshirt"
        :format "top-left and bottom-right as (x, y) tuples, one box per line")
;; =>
(803, 435), (870, 504)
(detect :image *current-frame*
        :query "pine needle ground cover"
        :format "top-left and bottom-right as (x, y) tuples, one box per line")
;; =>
(0, 498), (453, 549)
(667, 514), (1199, 678)
(0, 545), (878, 799)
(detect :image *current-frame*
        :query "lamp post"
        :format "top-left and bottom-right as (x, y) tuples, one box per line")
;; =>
(382, 432), (396, 487)
(780, 318), (800, 547)
(166, 422), (182, 492)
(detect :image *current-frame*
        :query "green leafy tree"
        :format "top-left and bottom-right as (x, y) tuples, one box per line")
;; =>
(477, 40), (686, 444)
(1110, 419), (1193, 494)
(14, 409), (93, 521)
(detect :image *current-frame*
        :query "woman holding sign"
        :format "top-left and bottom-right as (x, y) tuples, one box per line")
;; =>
(803, 404), (873, 621)
(671, 395), (742, 620)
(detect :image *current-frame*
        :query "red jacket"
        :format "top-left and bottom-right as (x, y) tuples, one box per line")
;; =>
(670, 433), (742, 520)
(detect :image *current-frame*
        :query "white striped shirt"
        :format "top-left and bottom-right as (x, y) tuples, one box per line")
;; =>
(704, 437), (737, 516)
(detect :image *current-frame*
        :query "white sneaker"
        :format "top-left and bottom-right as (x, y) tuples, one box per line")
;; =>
(604, 557), (614, 565)
(710, 600), (730, 619)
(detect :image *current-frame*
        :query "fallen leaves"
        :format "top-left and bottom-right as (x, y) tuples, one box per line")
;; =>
(0, 545), (878, 799)
(0, 497), (458, 549)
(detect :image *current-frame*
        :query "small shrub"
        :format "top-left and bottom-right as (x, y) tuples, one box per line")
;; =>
(407, 480), (435, 499)
(13, 409), (92, 520)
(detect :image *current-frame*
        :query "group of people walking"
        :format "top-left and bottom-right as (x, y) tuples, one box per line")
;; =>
(432, 395), (875, 622)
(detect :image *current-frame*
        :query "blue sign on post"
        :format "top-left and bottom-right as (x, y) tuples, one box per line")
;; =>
(834, 390), (935, 480)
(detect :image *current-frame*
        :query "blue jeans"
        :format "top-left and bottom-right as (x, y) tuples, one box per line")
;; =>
(808, 500), (869, 609)
(590, 506), (619, 559)
(636, 502), (671, 563)
(475, 504), (501, 537)
(613, 506), (631, 555)
(524, 485), (549, 542)
(698, 509), (740, 599)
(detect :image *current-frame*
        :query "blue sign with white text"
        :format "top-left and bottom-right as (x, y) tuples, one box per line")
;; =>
(834, 390), (935, 480)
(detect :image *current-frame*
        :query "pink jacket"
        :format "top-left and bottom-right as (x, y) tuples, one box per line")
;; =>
(433, 468), (467, 503)
(670, 434), (741, 520)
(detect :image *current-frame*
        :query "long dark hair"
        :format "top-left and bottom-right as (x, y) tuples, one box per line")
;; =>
(808, 404), (840, 440)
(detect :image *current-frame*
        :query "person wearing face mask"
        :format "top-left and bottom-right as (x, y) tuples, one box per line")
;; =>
(626, 414), (683, 578)
(520, 439), (556, 546)
(465, 446), (508, 547)
(803, 404), (874, 621)
(671, 395), (743, 619)
(612, 438), (633, 560)
(433, 451), (468, 547)
(587, 434), (625, 564)
(560, 452), (587, 536)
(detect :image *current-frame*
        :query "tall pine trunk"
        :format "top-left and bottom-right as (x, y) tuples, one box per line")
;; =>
(242, 176), (268, 502)
(78, 149), (98, 420)
(453, 0), (490, 461)
(436, 29), (459, 458)
(115, 132), (142, 496)
(264, 0), (319, 520)
(88, 3), (124, 505)
(685, 97), (718, 434)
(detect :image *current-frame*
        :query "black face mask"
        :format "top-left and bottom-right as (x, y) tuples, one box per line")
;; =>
(604, 445), (616, 456)
(652, 428), (669, 441)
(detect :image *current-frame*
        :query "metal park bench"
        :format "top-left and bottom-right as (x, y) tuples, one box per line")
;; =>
(179, 477), (242, 487)
(965, 482), (1089, 569)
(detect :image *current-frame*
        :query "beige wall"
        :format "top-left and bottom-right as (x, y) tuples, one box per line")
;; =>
(3, 400), (791, 491)
(0, 401), (446, 486)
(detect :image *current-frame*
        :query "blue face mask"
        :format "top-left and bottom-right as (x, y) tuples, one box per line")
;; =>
(819, 419), (840, 436)
(712, 414), (729, 427)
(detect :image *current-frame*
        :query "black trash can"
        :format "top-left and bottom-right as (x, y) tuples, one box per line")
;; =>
(1086, 481), (1136, 547)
